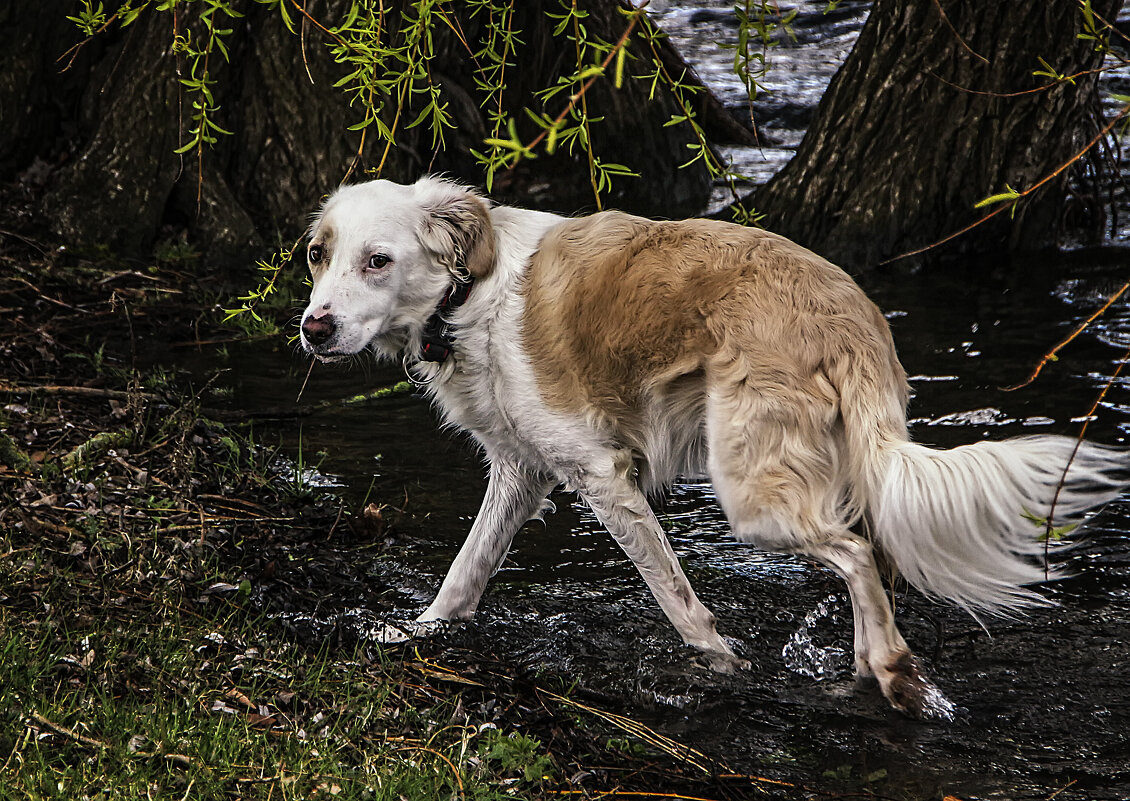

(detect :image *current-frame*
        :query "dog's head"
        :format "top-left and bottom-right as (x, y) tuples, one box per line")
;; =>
(299, 176), (495, 361)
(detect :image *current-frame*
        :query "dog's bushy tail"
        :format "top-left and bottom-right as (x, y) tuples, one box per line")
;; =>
(868, 436), (1128, 615)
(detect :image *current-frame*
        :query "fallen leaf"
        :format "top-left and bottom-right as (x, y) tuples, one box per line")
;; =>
(225, 688), (255, 710)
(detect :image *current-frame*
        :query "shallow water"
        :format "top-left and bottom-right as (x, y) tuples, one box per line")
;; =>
(191, 4), (1130, 798)
(651, 0), (872, 204)
(195, 252), (1130, 801)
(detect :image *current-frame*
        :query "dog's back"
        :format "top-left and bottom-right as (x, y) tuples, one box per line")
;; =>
(517, 208), (1126, 717)
(521, 211), (909, 509)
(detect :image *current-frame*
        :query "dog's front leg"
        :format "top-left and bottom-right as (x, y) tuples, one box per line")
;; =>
(419, 458), (556, 623)
(574, 452), (749, 673)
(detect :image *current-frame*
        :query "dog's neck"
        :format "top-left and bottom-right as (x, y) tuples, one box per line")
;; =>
(418, 269), (474, 363)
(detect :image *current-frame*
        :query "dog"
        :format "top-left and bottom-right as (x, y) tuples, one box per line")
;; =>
(299, 175), (1127, 719)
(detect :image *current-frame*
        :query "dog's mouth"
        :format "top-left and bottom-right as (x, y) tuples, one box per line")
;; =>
(300, 323), (403, 364)
(299, 337), (356, 363)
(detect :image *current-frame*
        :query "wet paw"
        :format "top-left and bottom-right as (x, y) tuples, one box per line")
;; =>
(878, 652), (955, 721)
(373, 619), (448, 644)
(698, 649), (752, 674)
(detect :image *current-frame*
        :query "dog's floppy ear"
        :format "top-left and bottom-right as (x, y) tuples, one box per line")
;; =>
(418, 179), (496, 279)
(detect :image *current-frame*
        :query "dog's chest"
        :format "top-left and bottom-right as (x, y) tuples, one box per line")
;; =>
(428, 340), (587, 476)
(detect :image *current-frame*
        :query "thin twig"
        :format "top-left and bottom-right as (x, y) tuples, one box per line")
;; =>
(573, 0), (602, 209)
(393, 746), (464, 799)
(57, 13), (122, 71)
(326, 502), (345, 540)
(545, 792), (724, 801)
(538, 688), (715, 775)
(883, 103), (1130, 265)
(1044, 338), (1129, 558)
(926, 64), (1114, 99)
(30, 712), (109, 750)
(1046, 778), (1079, 801)
(0, 727), (31, 774)
(299, 0), (314, 85)
(0, 228), (48, 255)
(0, 382), (165, 404)
(285, 0), (353, 50)
(1003, 280), (1129, 390)
(296, 360), (317, 404)
(8, 277), (85, 312)
(931, 0), (988, 63)
(434, 4), (478, 64)
(518, 6), (647, 157)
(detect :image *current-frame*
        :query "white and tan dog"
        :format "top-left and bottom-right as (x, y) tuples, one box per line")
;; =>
(299, 176), (1126, 719)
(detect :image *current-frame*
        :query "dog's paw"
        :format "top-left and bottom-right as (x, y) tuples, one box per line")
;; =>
(372, 619), (448, 645)
(877, 652), (956, 721)
(698, 649), (752, 674)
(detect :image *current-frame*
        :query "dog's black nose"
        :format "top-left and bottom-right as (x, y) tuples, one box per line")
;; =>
(301, 313), (336, 346)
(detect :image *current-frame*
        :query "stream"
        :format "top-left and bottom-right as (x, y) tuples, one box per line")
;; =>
(189, 3), (1130, 799)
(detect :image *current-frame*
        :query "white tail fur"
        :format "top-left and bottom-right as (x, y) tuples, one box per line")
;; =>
(871, 436), (1128, 616)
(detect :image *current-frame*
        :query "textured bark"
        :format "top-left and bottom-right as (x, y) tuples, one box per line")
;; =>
(747, 0), (1121, 271)
(1, 1), (711, 260)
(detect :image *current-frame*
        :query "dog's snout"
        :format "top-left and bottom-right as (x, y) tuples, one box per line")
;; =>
(301, 313), (337, 346)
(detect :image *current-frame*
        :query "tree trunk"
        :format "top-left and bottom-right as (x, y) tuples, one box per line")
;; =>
(1, 1), (711, 261)
(746, 0), (1121, 271)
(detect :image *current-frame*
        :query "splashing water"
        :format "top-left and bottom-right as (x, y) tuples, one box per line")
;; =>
(781, 595), (850, 681)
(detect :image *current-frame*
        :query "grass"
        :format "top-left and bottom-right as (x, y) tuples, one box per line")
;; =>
(0, 508), (559, 800)
(0, 392), (567, 800)
(0, 253), (559, 800)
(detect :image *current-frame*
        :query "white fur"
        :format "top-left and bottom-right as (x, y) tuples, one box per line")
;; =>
(299, 176), (1128, 719)
(873, 436), (1127, 615)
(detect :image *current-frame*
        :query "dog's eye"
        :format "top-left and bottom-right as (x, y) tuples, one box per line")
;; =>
(368, 253), (391, 270)
(308, 244), (324, 264)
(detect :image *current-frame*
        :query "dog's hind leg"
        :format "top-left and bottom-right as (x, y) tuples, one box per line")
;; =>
(705, 378), (953, 718)
(572, 449), (748, 673)
(719, 498), (954, 717)
(419, 458), (556, 623)
(804, 535), (954, 720)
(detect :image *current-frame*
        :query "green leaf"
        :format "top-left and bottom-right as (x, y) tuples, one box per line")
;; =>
(614, 46), (626, 89)
(483, 137), (523, 152)
(577, 64), (604, 82)
(974, 185), (1021, 209)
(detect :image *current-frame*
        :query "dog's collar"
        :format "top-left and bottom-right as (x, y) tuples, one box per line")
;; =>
(419, 270), (474, 363)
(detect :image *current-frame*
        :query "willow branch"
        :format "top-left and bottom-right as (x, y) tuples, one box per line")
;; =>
(1003, 280), (1129, 391)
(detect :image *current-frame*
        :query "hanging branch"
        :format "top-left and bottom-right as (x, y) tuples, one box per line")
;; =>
(1003, 280), (1130, 391)
(1042, 338), (1130, 568)
(883, 102), (1130, 265)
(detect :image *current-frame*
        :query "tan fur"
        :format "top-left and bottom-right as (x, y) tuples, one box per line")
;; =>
(521, 211), (910, 531)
